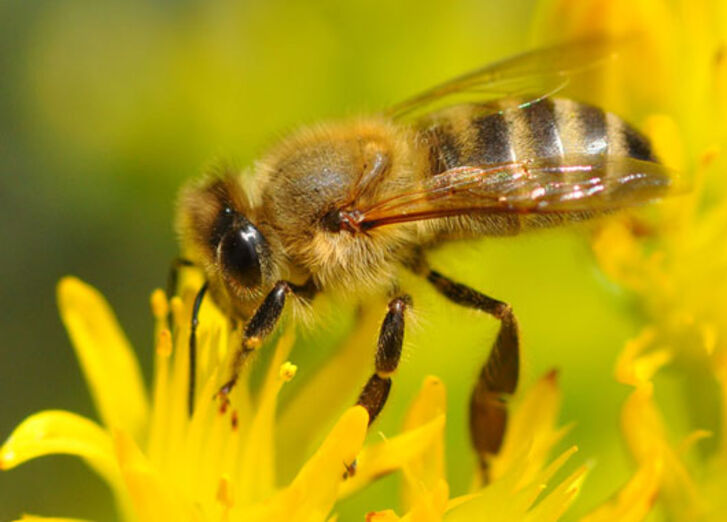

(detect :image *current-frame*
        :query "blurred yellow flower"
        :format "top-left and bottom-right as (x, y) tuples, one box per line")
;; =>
(535, 0), (727, 519)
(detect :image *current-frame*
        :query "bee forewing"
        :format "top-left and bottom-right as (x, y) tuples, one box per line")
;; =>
(356, 154), (678, 229)
(386, 37), (621, 120)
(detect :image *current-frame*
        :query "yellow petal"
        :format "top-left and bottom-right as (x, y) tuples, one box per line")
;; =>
(523, 465), (588, 522)
(400, 377), (447, 512)
(114, 430), (192, 522)
(278, 302), (384, 469)
(403, 479), (449, 522)
(1, 411), (137, 521)
(57, 277), (149, 439)
(614, 328), (672, 387)
(621, 386), (706, 519)
(580, 457), (662, 522)
(444, 445), (578, 521)
(244, 406), (369, 522)
(1, 410), (118, 482)
(338, 414), (446, 499)
(236, 330), (297, 504)
(490, 370), (566, 487)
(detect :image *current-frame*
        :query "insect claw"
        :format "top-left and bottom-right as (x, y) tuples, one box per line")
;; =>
(214, 380), (235, 414)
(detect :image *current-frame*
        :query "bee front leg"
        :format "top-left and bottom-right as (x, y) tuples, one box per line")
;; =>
(216, 279), (316, 410)
(424, 269), (519, 482)
(356, 295), (411, 425)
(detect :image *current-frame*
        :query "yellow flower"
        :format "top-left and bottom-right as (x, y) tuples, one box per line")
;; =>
(535, 0), (727, 519)
(7, 1), (723, 519)
(0, 276), (628, 522)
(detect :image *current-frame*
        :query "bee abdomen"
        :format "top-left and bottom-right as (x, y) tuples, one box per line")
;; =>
(421, 98), (656, 175)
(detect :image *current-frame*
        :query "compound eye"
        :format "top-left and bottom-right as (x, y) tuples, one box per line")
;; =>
(219, 222), (264, 288)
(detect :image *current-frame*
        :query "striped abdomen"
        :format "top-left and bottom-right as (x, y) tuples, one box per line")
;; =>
(417, 98), (657, 239)
(421, 98), (655, 175)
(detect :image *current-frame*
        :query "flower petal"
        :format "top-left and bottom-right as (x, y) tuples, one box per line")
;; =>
(490, 370), (567, 488)
(243, 406), (369, 522)
(523, 465), (588, 522)
(0, 410), (118, 483)
(114, 430), (192, 522)
(236, 330), (297, 504)
(403, 479), (449, 522)
(621, 385), (706, 520)
(277, 302), (384, 464)
(57, 277), (149, 439)
(580, 457), (662, 522)
(1, 410), (136, 521)
(400, 377), (447, 512)
(337, 414), (445, 499)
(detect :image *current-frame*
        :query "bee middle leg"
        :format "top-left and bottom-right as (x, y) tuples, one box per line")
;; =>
(424, 269), (519, 479)
(355, 295), (411, 425)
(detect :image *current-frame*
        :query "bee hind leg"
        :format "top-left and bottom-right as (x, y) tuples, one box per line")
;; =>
(424, 269), (519, 482)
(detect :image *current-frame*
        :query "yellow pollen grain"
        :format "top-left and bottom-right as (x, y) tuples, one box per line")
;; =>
(280, 361), (298, 382)
(150, 289), (169, 320)
(244, 336), (262, 350)
(156, 329), (172, 357)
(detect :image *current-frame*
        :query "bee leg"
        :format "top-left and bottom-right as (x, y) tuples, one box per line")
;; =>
(356, 295), (411, 425)
(166, 257), (194, 299)
(188, 281), (209, 416)
(216, 279), (317, 409)
(425, 269), (519, 481)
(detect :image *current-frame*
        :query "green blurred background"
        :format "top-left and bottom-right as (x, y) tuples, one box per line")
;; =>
(0, 1), (650, 520)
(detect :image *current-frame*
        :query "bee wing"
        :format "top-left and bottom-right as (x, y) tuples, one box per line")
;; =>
(351, 155), (677, 230)
(386, 37), (620, 120)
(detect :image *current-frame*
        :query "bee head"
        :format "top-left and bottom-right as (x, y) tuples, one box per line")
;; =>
(177, 173), (280, 313)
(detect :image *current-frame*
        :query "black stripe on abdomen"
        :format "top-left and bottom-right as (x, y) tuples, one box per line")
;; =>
(522, 99), (562, 158)
(623, 123), (656, 161)
(473, 112), (512, 164)
(576, 103), (608, 155)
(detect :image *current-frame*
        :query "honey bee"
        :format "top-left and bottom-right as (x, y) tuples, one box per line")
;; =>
(174, 38), (673, 473)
